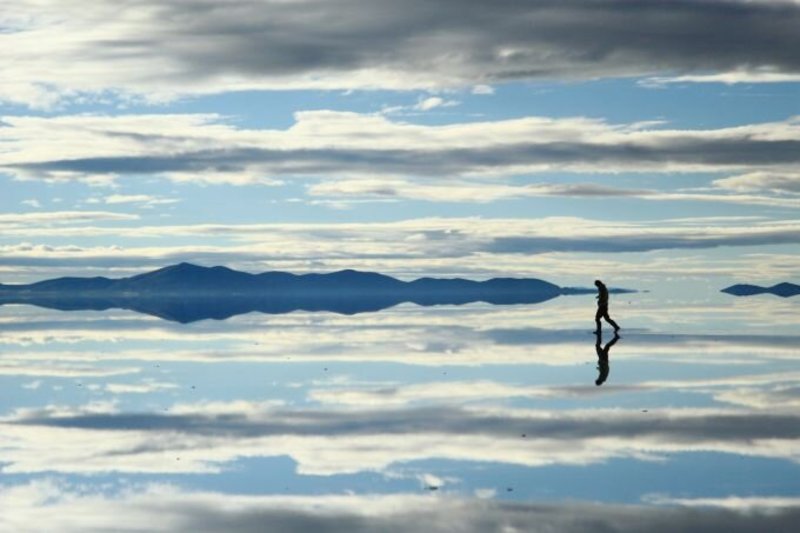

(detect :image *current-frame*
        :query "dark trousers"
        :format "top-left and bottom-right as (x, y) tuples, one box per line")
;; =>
(595, 305), (619, 331)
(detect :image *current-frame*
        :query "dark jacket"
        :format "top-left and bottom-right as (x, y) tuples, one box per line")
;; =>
(597, 283), (609, 306)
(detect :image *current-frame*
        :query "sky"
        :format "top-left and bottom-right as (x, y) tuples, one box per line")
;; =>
(1, 0), (800, 288)
(3, 3), (800, 530)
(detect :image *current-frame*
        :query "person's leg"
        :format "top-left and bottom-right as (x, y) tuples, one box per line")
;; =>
(594, 308), (603, 333)
(603, 310), (620, 331)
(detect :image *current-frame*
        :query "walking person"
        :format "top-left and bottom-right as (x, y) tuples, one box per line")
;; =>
(594, 279), (620, 334)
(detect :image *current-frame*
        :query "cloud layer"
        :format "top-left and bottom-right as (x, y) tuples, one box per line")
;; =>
(4, 113), (800, 185)
(3, 216), (800, 284)
(3, 112), (800, 211)
(4, 1), (800, 105)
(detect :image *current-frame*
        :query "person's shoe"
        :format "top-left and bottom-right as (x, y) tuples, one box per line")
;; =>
(614, 326), (620, 332)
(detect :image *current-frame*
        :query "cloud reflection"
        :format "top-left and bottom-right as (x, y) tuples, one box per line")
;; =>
(1, 480), (798, 533)
(0, 299), (797, 512)
(2, 401), (799, 476)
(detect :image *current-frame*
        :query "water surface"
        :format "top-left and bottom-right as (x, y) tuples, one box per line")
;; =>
(1, 284), (798, 530)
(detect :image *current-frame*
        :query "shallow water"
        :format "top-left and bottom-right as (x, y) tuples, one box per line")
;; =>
(1, 285), (799, 530)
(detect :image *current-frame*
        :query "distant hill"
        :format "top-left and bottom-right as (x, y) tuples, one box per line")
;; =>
(722, 282), (800, 298)
(0, 263), (622, 323)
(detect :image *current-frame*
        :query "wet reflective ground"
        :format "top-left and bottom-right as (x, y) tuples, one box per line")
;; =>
(1, 285), (799, 531)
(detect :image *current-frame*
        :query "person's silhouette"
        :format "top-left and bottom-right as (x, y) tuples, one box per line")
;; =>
(594, 279), (620, 334)
(595, 330), (620, 386)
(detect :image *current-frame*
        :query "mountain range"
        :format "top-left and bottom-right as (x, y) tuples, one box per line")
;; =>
(0, 263), (609, 323)
(721, 282), (800, 298)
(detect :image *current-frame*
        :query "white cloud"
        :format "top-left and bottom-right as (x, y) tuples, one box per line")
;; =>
(413, 96), (459, 111)
(3, 1), (800, 107)
(102, 194), (179, 208)
(645, 494), (800, 510)
(471, 85), (494, 95)
(0, 211), (138, 227)
(644, 69), (800, 87)
(1, 215), (800, 293)
(3, 112), (800, 189)
(713, 171), (800, 194)
(20, 199), (41, 208)
(105, 380), (178, 394)
(0, 362), (139, 378)
(308, 178), (800, 207)
(2, 216), (800, 279)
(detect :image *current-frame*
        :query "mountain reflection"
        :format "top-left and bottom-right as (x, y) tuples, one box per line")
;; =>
(0, 292), (563, 323)
(595, 331), (620, 386)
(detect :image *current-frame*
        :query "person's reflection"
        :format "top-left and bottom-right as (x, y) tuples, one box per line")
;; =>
(595, 330), (620, 386)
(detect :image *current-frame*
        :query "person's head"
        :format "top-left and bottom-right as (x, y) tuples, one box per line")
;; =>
(594, 279), (603, 287)
(595, 378), (604, 386)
